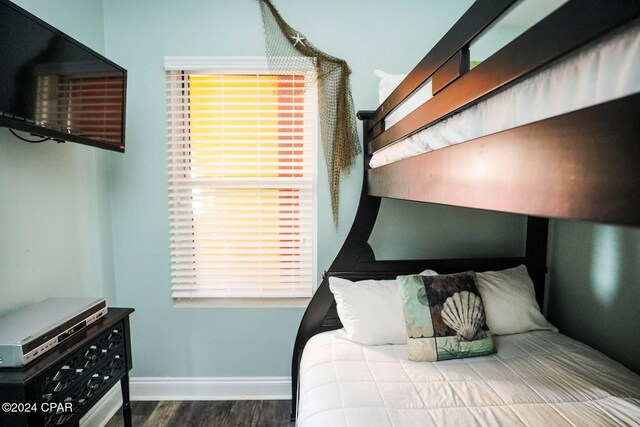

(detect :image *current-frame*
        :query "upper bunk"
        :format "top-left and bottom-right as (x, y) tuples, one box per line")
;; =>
(364, 0), (640, 228)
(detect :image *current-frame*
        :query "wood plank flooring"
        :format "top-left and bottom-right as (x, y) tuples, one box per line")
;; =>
(104, 400), (293, 427)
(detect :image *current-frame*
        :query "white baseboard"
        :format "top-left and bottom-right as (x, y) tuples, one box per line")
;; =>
(130, 376), (292, 401)
(80, 384), (123, 427)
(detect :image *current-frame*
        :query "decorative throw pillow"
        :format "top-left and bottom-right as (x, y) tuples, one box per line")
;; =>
(397, 272), (495, 362)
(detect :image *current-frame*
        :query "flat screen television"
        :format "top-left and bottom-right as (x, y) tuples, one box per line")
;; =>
(0, 0), (127, 152)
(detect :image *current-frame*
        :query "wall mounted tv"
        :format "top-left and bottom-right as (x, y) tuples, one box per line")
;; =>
(0, 0), (127, 152)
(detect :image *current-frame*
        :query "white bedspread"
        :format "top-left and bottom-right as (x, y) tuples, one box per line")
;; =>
(370, 22), (640, 168)
(298, 330), (640, 426)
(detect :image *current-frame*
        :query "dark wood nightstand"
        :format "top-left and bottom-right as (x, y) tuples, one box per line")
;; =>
(0, 307), (134, 426)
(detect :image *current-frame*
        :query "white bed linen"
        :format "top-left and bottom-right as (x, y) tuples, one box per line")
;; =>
(298, 329), (640, 426)
(370, 22), (640, 168)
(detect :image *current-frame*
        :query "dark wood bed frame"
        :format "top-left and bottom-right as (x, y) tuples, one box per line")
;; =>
(290, 0), (640, 420)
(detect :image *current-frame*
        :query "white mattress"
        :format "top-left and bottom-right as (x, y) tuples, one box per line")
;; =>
(370, 21), (640, 168)
(298, 329), (640, 426)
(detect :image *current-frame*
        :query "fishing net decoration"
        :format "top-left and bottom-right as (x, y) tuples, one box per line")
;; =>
(259, 0), (360, 226)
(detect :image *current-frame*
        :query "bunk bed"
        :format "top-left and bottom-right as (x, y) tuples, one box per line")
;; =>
(291, 0), (640, 425)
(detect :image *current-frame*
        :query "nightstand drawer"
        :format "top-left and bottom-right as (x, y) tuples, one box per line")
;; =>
(39, 322), (125, 402)
(42, 354), (127, 427)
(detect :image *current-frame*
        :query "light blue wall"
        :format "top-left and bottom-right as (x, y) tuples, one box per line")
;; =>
(371, 201), (525, 260)
(548, 221), (640, 373)
(0, 0), (117, 318)
(102, 0), (530, 377)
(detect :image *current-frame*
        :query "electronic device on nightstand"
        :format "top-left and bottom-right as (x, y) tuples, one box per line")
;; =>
(0, 298), (107, 368)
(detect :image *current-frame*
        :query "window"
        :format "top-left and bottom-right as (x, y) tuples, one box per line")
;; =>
(165, 57), (317, 303)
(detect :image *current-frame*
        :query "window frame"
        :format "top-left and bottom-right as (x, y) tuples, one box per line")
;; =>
(165, 56), (318, 307)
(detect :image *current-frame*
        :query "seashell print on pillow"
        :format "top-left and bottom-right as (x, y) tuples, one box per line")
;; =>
(397, 272), (495, 362)
(441, 291), (486, 341)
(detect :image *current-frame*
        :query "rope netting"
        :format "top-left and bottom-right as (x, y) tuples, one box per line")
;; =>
(259, 0), (360, 225)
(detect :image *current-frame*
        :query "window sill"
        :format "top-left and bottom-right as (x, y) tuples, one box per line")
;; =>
(173, 298), (311, 308)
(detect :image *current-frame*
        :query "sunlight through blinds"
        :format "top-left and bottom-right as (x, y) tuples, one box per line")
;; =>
(166, 58), (317, 300)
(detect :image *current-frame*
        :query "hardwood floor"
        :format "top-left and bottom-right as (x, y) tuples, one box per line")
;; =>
(104, 400), (293, 427)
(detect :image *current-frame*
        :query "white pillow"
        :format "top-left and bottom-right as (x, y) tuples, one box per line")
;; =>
(476, 265), (557, 335)
(375, 69), (406, 104)
(374, 69), (433, 127)
(329, 277), (405, 345)
(328, 270), (437, 345)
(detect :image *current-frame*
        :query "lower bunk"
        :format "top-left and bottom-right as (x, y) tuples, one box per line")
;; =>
(290, 191), (640, 425)
(298, 328), (640, 426)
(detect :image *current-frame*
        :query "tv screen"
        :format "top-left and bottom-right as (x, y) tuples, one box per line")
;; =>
(0, 0), (126, 152)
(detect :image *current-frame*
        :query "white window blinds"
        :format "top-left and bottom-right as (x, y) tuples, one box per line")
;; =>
(165, 57), (317, 300)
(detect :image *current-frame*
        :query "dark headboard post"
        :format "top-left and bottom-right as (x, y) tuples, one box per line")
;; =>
(290, 111), (381, 421)
(329, 111), (381, 271)
(525, 216), (549, 309)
